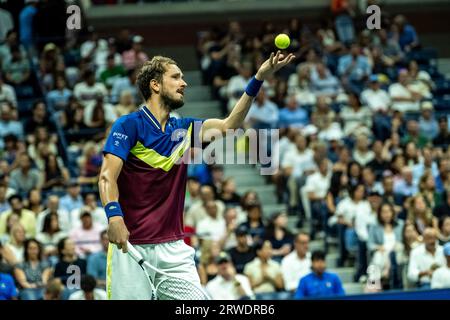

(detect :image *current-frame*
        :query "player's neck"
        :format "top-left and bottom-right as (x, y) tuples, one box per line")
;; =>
(146, 97), (170, 131)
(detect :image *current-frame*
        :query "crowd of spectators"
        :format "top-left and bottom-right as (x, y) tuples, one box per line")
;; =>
(1, 0), (450, 301)
(192, 0), (450, 299)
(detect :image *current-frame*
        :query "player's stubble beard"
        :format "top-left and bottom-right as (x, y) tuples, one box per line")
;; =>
(160, 87), (184, 111)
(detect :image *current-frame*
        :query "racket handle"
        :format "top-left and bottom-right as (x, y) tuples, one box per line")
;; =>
(126, 241), (144, 263)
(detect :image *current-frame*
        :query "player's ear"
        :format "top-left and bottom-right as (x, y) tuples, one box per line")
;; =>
(150, 79), (160, 94)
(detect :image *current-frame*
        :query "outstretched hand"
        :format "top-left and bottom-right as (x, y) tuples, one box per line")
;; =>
(255, 51), (296, 81)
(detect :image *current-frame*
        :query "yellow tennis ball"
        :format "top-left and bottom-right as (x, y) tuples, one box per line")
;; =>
(275, 33), (290, 49)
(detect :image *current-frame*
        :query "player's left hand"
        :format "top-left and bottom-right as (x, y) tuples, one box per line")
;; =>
(255, 51), (295, 81)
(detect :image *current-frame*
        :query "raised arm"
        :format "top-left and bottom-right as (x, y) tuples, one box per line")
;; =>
(98, 153), (130, 253)
(200, 51), (295, 141)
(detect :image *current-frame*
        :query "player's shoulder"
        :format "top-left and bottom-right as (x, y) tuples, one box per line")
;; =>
(112, 110), (143, 133)
(169, 116), (204, 130)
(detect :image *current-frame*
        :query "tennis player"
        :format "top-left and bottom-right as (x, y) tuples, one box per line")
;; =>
(99, 51), (295, 299)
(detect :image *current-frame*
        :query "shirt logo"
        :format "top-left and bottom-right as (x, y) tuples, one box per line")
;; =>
(112, 132), (129, 140)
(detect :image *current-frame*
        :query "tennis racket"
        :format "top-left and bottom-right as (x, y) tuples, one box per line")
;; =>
(126, 241), (210, 300)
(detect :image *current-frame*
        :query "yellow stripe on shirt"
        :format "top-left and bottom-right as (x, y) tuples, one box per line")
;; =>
(130, 123), (192, 171)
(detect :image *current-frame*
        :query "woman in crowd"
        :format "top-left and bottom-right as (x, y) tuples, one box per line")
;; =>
(115, 90), (137, 117)
(42, 154), (70, 192)
(239, 202), (266, 244)
(36, 212), (67, 265)
(244, 240), (284, 294)
(219, 178), (241, 206)
(197, 240), (221, 286)
(438, 215), (450, 245)
(406, 194), (438, 235)
(368, 203), (404, 289)
(397, 222), (422, 288)
(14, 239), (52, 300)
(263, 212), (294, 263)
(4, 223), (26, 264)
(417, 170), (442, 210)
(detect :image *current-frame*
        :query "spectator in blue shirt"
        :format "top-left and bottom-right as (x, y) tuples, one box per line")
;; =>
(393, 15), (419, 52)
(338, 43), (371, 95)
(87, 230), (108, 289)
(0, 272), (17, 300)
(278, 94), (309, 129)
(110, 69), (139, 105)
(295, 250), (345, 299)
(59, 181), (84, 215)
(19, 0), (39, 51)
(418, 101), (439, 141)
(46, 76), (72, 113)
(311, 62), (341, 99)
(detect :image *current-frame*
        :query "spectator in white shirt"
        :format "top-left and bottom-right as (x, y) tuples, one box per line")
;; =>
(196, 200), (226, 242)
(283, 134), (314, 211)
(245, 88), (279, 129)
(206, 252), (254, 300)
(244, 240), (284, 294)
(332, 184), (371, 270)
(407, 228), (445, 289)
(79, 28), (111, 71)
(431, 242), (450, 289)
(389, 69), (421, 113)
(361, 74), (391, 113)
(69, 193), (107, 232)
(0, 73), (17, 107)
(353, 134), (374, 166)
(281, 233), (311, 292)
(303, 158), (331, 239)
(185, 185), (225, 228)
(340, 92), (372, 138)
(73, 70), (108, 107)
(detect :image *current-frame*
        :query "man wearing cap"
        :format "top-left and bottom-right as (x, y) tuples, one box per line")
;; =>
(228, 225), (256, 274)
(431, 242), (450, 289)
(419, 101), (439, 140)
(205, 252), (254, 300)
(122, 35), (149, 71)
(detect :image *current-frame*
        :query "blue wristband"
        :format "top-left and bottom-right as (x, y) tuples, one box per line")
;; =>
(105, 202), (123, 220)
(245, 76), (264, 97)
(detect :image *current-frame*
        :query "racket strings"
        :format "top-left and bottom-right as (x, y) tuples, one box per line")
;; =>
(156, 278), (208, 300)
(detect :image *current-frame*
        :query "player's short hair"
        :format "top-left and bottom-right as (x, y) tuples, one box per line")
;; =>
(136, 56), (177, 101)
